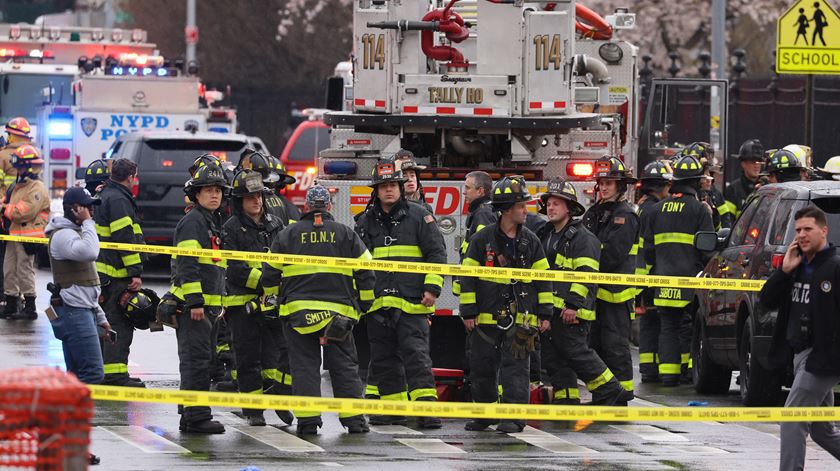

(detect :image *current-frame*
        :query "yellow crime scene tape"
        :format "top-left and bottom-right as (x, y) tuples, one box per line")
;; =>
(88, 385), (838, 423)
(0, 234), (763, 291)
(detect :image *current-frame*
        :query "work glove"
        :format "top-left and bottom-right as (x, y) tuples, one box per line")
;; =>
(323, 314), (356, 343)
(509, 323), (537, 359)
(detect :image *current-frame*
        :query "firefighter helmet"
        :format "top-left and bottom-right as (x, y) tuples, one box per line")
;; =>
(184, 162), (231, 197)
(239, 151), (279, 184)
(639, 160), (673, 181)
(189, 153), (222, 177)
(818, 156), (840, 180)
(230, 169), (265, 198)
(669, 154), (705, 181)
(539, 177), (585, 217)
(119, 289), (160, 330)
(84, 159), (111, 184)
(5, 117), (31, 138)
(268, 154), (296, 186)
(491, 175), (532, 210)
(11, 144), (44, 169)
(593, 156), (636, 183)
(765, 149), (804, 174)
(737, 139), (764, 161)
(783, 144), (811, 166)
(684, 141), (713, 160)
(306, 184), (331, 209)
(369, 159), (406, 187)
(394, 149), (426, 172)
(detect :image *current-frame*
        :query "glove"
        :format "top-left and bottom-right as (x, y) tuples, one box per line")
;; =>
(156, 294), (181, 329)
(323, 314), (356, 343)
(509, 324), (537, 359)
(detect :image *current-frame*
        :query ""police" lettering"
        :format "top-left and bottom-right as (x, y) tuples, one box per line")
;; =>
(300, 231), (336, 244)
(660, 201), (685, 213)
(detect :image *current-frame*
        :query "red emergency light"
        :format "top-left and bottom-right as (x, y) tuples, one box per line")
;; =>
(50, 148), (71, 160)
(566, 161), (595, 179)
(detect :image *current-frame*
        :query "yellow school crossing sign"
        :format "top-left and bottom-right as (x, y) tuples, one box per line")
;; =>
(777, 0), (840, 74)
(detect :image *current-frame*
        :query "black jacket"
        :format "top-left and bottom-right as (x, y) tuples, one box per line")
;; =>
(537, 219), (600, 321)
(94, 180), (145, 280)
(643, 184), (714, 308)
(461, 196), (497, 257)
(262, 210), (375, 334)
(173, 205), (226, 310)
(582, 199), (639, 303)
(761, 245), (840, 375)
(355, 197), (447, 315)
(222, 204), (283, 308)
(724, 174), (757, 217)
(459, 222), (553, 325)
(264, 192), (300, 227)
(635, 193), (662, 304)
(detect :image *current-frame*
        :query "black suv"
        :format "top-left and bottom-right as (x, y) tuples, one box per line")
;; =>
(103, 131), (268, 244)
(692, 180), (840, 406)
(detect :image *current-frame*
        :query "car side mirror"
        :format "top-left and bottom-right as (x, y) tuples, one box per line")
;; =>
(716, 227), (731, 245)
(694, 231), (719, 252)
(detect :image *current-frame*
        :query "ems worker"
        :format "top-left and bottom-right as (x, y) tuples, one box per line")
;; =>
(94, 158), (146, 387)
(2, 145), (49, 320)
(83, 159), (111, 195)
(262, 184), (375, 436)
(764, 148), (809, 184)
(172, 162), (229, 434)
(724, 139), (763, 217)
(0, 117), (33, 195)
(394, 150), (433, 214)
(459, 176), (553, 433)
(354, 160), (447, 429)
(223, 170), (294, 426)
(643, 154), (714, 387)
(537, 178), (632, 405)
(635, 160), (672, 383)
(582, 156), (638, 397)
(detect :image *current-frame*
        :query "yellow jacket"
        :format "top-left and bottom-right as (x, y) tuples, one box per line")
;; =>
(3, 177), (49, 237)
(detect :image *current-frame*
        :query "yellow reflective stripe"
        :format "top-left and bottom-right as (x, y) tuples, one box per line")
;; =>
(634, 266), (649, 276)
(554, 388), (580, 399)
(409, 388), (438, 401)
(103, 363), (128, 374)
(246, 268), (262, 290)
(365, 384), (380, 396)
(223, 294), (257, 307)
(629, 243), (638, 256)
(654, 298), (690, 308)
(109, 216), (133, 232)
(659, 363), (681, 375)
(638, 237), (644, 249)
(121, 253), (141, 266)
(372, 245), (423, 259)
(295, 317), (333, 334)
(572, 257), (599, 271)
(570, 283), (588, 298)
(216, 343), (230, 354)
(552, 295), (566, 310)
(620, 380), (634, 392)
(531, 258), (550, 271)
(132, 223), (143, 235)
(280, 300), (359, 320)
(262, 369), (292, 386)
(381, 391), (410, 401)
(597, 287), (636, 303)
(181, 281), (202, 295)
(586, 369), (614, 391)
(295, 410), (320, 418)
(460, 240), (469, 254)
(538, 291), (553, 304)
(452, 280), (461, 295)
(639, 352), (656, 364)
(476, 313), (498, 325)
(204, 295), (222, 306)
(263, 285), (279, 296)
(267, 261), (284, 270)
(95, 224), (111, 237)
(369, 296), (433, 314)
(577, 308), (595, 321)
(654, 232), (694, 245)
(197, 256), (227, 268)
(681, 353), (691, 364)
(424, 273), (444, 288)
(244, 389), (262, 395)
(460, 292), (476, 304)
(463, 257), (480, 266)
(96, 262), (128, 278)
(357, 249), (373, 261)
(282, 265), (353, 278)
(517, 312), (537, 327)
(359, 289), (375, 302)
(177, 239), (202, 249)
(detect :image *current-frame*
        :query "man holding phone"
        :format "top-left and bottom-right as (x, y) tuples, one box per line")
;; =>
(44, 187), (113, 384)
(759, 205), (840, 469)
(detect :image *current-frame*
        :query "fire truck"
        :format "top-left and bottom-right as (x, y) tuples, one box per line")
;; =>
(36, 53), (237, 195)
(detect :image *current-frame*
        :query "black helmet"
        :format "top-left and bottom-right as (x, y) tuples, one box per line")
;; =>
(539, 177), (585, 217)
(119, 289), (160, 330)
(84, 159), (111, 184)
(269, 154), (296, 186)
(369, 159), (406, 187)
(639, 160), (673, 181)
(491, 175), (532, 210)
(737, 139), (764, 161)
(594, 156), (636, 183)
(766, 149), (804, 174)
(239, 151), (278, 185)
(230, 169), (266, 198)
(683, 141), (712, 160)
(184, 162), (231, 199)
(189, 153), (222, 177)
(669, 154), (704, 181)
(394, 149), (426, 172)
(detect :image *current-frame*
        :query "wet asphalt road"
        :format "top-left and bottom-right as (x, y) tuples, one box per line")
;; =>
(0, 268), (838, 470)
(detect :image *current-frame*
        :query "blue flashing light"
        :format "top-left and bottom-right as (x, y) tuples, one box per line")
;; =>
(208, 127), (229, 133)
(157, 68), (168, 77)
(48, 119), (72, 138)
(113, 66), (124, 75)
(323, 161), (357, 176)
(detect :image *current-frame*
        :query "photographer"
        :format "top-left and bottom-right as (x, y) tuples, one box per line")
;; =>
(759, 205), (840, 469)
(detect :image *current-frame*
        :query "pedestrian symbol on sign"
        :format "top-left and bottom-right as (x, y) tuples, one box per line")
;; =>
(777, 0), (840, 74)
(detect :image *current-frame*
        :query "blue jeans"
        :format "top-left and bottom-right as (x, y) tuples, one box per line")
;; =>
(50, 305), (105, 384)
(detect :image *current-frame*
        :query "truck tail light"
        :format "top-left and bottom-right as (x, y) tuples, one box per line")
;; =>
(50, 148), (71, 160)
(566, 162), (595, 179)
(771, 253), (784, 269)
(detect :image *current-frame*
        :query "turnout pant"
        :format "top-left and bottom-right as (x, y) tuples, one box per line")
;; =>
(283, 321), (365, 428)
(469, 325), (529, 428)
(227, 307), (292, 416)
(656, 306), (685, 382)
(3, 241), (35, 297)
(780, 348), (840, 470)
(591, 300), (634, 392)
(680, 306), (694, 375)
(367, 309), (437, 401)
(99, 277), (134, 381)
(638, 308), (660, 378)
(211, 315), (234, 382)
(176, 307), (220, 424)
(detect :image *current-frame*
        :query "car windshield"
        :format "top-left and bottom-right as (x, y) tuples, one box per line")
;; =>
(137, 138), (245, 172)
(287, 126), (329, 162)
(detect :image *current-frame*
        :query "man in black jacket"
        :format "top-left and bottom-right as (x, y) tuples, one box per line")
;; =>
(724, 139), (763, 218)
(759, 205), (840, 470)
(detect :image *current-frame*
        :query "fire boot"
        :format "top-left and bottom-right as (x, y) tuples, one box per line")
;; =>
(10, 296), (36, 320)
(415, 397), (442, 429)
(1, 295), (18, 319)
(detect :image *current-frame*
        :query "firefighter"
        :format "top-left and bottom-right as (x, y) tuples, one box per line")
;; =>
(94, 158), (147, 387)
(268, 155), (302, 224)
(237, 150), (297, 225)
(393, 149), (434, 214)
(454, 171), (497, 296)
(635, 160), (672, 383)
(764, 148), (808, 184)
(816, 156), (840, 180)
(0, 117), (33, 195)
(262, 184), (375, 436)
(83, 159), (111, 195)
(172, 162), (230, 434)
(222, 170), (294, 426)
(724, 139), (763, 217)
(354, 160), (446, 429)
(1, 145), (49, 320)
(459, 176), (553, 433)
(582, 156), (638, 397)
(684, 142), (732, 229)
(536, 177), (633, 406)
(643, 154), (714, 387)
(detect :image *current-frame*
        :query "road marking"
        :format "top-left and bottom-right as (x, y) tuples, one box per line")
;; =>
(610, 425), (689, 442)
(508, 426), (597, 454)
(318, 463), (343, 467)
(370, 425), (424, 435)
(229, 425), (325, 453)
(661, 445), (728, 454)
(99, 426), (189, 454)
(396, 438), (467, 454)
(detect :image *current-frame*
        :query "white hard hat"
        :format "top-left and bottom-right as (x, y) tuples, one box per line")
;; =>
(818, 156), (840, 180)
